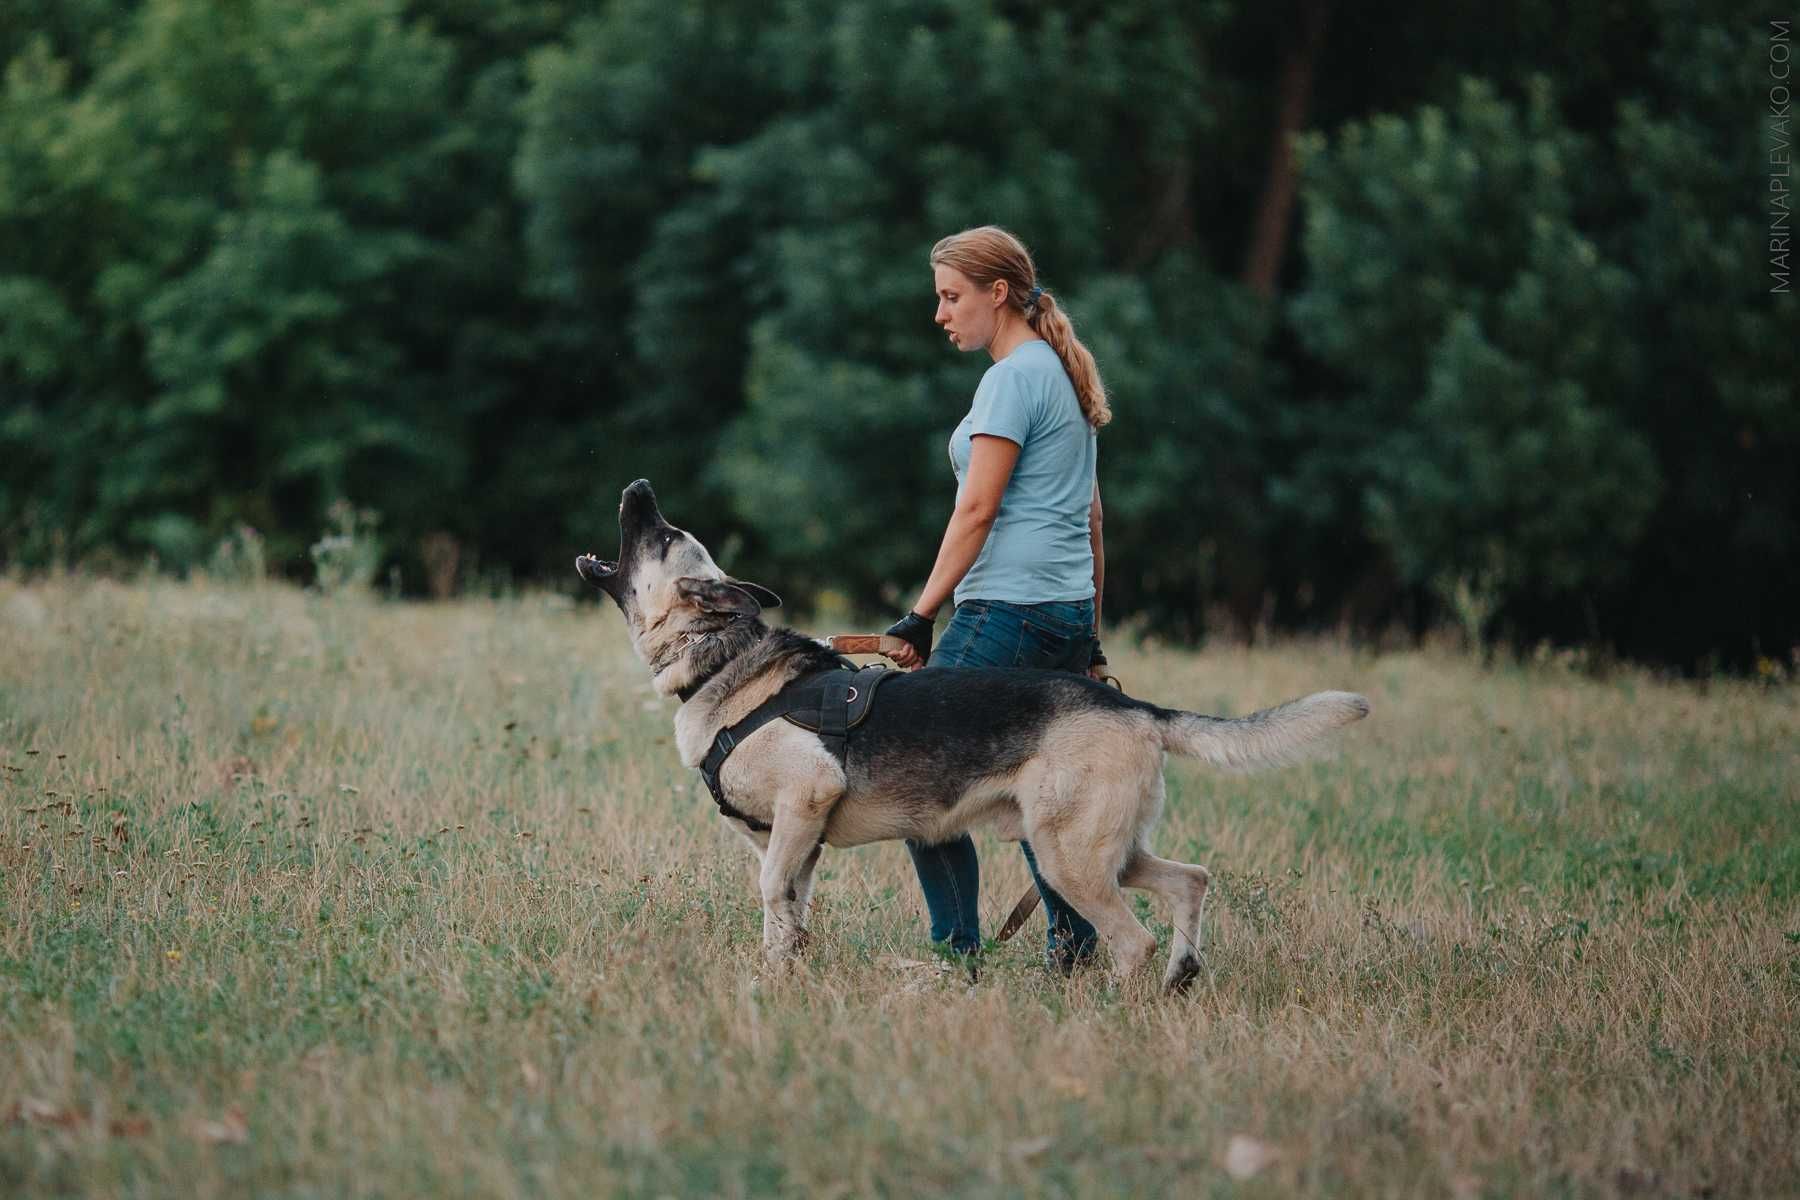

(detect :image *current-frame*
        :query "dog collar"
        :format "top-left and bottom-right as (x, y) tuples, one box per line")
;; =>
(656, 619), (749, 701)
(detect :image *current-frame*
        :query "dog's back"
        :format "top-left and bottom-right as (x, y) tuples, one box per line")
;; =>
(839, 667), (1366, 822)
(828, 669), (1145, 828)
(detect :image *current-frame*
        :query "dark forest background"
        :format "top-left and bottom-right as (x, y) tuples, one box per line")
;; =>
(1, 0), (1794, 668)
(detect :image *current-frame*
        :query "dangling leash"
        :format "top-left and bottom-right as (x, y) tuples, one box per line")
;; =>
(994, 887), (1042, 943)
(826, 632), (1125, 944)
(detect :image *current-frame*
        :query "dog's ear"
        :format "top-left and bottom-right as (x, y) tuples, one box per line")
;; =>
(676, 576), (769, 616)
(723, 578), (781, 610)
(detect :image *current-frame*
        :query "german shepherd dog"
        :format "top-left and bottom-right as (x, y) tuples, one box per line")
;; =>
(578, 480), (1369, 992)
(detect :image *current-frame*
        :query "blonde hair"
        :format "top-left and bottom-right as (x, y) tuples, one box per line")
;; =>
(929, 226), (1112, 428)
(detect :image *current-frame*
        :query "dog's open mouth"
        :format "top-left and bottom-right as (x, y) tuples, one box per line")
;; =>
(575, 553), (618, 584)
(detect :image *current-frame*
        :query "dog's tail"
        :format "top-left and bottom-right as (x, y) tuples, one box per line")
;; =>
(1155, 691), (1370, 770)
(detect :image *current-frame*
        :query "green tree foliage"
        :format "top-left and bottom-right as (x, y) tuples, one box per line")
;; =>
(1603, 0), (1799, 662)
(524, 0), (1242, 606)
(0, 0), (1791, 666)
(0, 0), (556, 571)
(512, 0), (779, 551)
(1292, 79), (1658, 605)
(1291, 4), (1797, 659)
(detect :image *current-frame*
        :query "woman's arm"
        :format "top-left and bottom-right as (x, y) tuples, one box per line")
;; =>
(888, 435), (1019, 668)
(1087, 479), (1108, 680)
(1089, 479), (1104, 632)
(913, 434), (1019, 618)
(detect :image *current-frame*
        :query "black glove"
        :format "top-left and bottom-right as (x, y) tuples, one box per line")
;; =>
(886, 612), (934, 665)
(1089, 636), (1107, 670)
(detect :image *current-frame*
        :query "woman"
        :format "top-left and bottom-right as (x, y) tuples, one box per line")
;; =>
(883, 225), (1113, 972)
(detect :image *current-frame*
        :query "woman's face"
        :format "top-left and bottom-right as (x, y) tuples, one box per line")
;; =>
(933, 264), (1003, 352)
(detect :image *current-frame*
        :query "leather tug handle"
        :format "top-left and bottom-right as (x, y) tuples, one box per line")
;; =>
(827, 634), (911, 657)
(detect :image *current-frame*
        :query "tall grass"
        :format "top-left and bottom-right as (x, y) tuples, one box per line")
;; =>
(2, 576), (1796, 1198)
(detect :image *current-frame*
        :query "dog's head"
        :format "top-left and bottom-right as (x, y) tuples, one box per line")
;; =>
(576, 480), (780, 686)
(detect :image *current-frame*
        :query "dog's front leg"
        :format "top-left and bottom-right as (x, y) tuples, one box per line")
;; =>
(722, 814), (770, 867)
(789, 841), (823, 927)
(759, 807), (828, 962)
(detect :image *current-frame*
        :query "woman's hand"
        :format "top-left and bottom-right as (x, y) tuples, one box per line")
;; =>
(885, 612), (934, 670)
(1085, 636), (1109, 683)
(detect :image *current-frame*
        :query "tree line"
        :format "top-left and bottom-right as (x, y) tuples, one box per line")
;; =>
(1, 0), (1792, 668)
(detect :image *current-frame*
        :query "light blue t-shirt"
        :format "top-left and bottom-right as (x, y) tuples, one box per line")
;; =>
(949, 339), (1097, 606)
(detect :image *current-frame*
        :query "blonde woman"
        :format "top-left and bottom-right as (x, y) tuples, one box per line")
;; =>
(883, 226), (1112, 971)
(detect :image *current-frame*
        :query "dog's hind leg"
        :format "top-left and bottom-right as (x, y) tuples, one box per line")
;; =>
(1120, 850), (1210, 994)
(1025, 829), (1158, 982)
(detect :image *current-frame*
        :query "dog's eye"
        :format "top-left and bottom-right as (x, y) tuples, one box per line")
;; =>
(662, 533), (673, 546)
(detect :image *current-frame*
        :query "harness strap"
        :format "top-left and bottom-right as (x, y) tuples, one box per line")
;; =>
(698, 691), (796, 832)
(697, 665), (887, 832)
(817, 674), (850, 758)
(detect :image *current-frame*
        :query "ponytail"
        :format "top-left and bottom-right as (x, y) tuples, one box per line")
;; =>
(1025, 290), (1111, 429)
(929, 225), (1112, 429)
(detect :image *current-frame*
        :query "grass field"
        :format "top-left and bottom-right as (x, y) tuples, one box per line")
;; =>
(2, 575), (1796, 1198)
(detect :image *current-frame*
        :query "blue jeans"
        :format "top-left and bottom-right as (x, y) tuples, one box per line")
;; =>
(905, 597), (1100, 963)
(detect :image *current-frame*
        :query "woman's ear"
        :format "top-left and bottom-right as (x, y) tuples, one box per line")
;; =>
(991, 279), (1009, 309)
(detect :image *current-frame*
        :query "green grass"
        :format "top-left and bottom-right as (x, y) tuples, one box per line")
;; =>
(2, 575), (1797, 1197)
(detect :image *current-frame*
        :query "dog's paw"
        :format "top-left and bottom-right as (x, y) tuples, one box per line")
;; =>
(761, 928), (809, 965)
(1162, 953), (1203, 995)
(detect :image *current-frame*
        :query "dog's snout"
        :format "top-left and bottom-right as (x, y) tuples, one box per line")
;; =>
(619, 480), (670, 544)
(619, 479), (660, 521)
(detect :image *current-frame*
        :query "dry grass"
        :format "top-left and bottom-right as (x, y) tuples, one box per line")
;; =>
(1, 575), (1796, 1198)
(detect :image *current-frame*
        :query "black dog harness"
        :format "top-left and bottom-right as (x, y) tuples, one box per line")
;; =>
(698, 665), (893, 832)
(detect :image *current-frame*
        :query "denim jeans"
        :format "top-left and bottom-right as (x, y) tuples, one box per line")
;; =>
(905, 597), (1100, 962)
